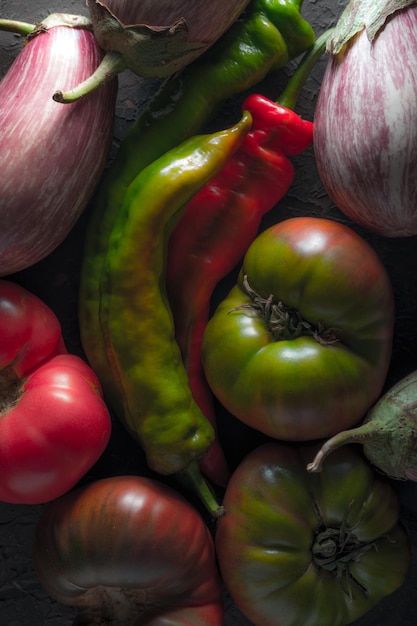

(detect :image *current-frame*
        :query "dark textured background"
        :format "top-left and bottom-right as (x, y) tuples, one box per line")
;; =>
(1, 0), (417, 624)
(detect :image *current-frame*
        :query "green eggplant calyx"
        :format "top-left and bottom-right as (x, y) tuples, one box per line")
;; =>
(307, 419), (415, 481)
(39, 13), (92, 30)
(307, 370), (417, 481)
(87, 0), (207, 79)
(0, 13), (91, 37)
(232, 274), (339, 345)
(327, 0), (417, 55)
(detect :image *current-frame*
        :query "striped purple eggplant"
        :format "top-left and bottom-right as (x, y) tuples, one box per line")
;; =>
(0, 13), (117, 276)
(313, 2), (417, 237)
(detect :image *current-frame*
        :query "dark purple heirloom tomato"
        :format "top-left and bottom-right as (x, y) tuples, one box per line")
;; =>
(33, 475), (224, 626)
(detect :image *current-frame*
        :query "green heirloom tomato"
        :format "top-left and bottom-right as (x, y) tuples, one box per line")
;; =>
(202, 217), (394, 440)
(215, 442), (410, 626)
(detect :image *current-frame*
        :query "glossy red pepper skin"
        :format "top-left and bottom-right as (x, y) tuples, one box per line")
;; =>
(166, 94), (313, 485)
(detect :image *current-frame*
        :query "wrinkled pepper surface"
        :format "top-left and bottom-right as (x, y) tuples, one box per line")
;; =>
(79, 0), (314, 487)
(91, 115), (251, 515)
(166, 33), (329, 486)
(166, 103), (313, 485)
(79, 0), (314, 406)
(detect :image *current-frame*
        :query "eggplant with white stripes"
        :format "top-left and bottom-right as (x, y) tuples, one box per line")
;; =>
(0, 13), (117, 276)
(314, 0), (417, 237)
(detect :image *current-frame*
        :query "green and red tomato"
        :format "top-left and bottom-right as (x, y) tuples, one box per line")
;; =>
(202, 217), (394, 441)
(216, 441), (410, 626)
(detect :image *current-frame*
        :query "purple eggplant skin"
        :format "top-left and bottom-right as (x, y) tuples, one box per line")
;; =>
(313, 6), (417, 237)
(0, 14), (117, 276)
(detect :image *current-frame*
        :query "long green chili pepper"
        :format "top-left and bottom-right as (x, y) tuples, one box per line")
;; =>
(79, 0), (314, 392)
(95, 113), (251, 516)
(165, 30), (332, 486)
(79, 0), (314, 487)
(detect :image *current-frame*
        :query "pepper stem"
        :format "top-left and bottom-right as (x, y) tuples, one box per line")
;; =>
(307, 422), (376, 473)
(0, 18), (36, 36)
(53, 51), (125, 103)
(177, 461), (225, 519)
(277, 28), (334, 110)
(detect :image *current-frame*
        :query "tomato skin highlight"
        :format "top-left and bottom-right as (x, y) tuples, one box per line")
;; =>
(0, 280), (112, 504)
(202, 217), (394, 440)
(215, 442), (410, 626)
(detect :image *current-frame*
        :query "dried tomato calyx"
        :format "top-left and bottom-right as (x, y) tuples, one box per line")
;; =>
(0, 364), (23, 416)
(312, 526), (371, 566)
(312, 525), (376, 597)
(231, 274), (339, 345)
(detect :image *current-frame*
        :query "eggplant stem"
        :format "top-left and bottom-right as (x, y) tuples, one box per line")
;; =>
(0, 18), (36, 36)
(307, 424), (373, 473)
(53, 51), (125, 103)
(177, 461), (225, 519)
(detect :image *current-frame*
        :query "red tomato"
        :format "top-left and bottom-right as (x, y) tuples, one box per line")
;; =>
(0, 279), (112, 504)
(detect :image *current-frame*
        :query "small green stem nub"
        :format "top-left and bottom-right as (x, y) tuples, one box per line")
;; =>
(0, 18), (36, 36)
(53, 51), (125, 103)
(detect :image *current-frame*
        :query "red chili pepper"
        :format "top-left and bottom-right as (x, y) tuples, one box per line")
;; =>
(166, 32), (330, 487)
